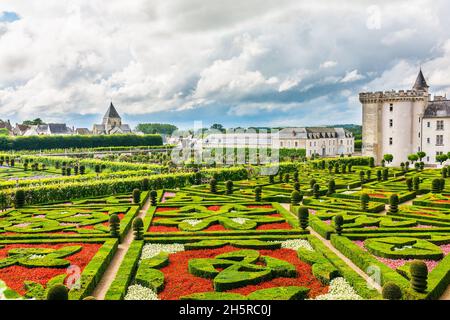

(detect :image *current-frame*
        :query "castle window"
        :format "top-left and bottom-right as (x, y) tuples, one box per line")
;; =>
(437, 120), (444, 130)
(436, 135), (444, 146)
(295, 141), (298, 147)
(389, 137), (393, 145)
(427, 122), (431, 128)
(389, 104), (393, 112)
(389, 119), (393, 127)
(427, 137), (430, 144)
(418, 132), (420, 138)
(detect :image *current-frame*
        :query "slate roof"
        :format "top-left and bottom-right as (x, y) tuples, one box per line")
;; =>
(278, 127), (352, 139)
(413, 69), (429, 91)
(103, 102), (121, 120)
(48, 123), (72, 134)
(423, 100), (450, 118)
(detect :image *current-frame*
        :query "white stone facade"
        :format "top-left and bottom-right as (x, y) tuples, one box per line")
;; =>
(360, 70), (450, 166)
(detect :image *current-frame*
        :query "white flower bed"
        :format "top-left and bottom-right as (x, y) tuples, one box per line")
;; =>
(140, 243), (185, 261)
(124, 285), (159, 300)
(276, 239), (314, 251)
(230, 217), (248, 225)
(313, 277), (362, 300)
(182, 219), (202, 226)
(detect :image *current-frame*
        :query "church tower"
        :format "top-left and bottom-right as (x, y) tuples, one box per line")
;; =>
(359, 70), (429, 165)
(102, 102), (122, 133)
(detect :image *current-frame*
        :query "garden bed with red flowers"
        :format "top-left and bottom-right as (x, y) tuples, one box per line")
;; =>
(0, 238), (118, 300)
(146, 203), (295, 234)
(158, 246), (328, 300)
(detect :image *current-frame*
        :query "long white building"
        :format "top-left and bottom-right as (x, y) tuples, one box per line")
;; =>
(202, 127), (354, 157)
(360, 69), (450, 166)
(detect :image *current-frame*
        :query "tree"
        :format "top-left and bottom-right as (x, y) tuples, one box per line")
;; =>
(333, 215), (344, 235)
(15, 190), (25, 208)
(436, 154), (448, 165)
(132, 217), (144, 240)
(46, 284), (68, 300)
(406, 178), (413, 192)
(383, 154), (394, 164)
(23, 118), (45, 125)
(133, 189), (141, 204)
(389, 194), (399, 214)
(150, 190), (158, 206)
(360, 193), (370, 211)
(135, 123), (178, 135)
(408, 154), (419, 163)
(312, 183), (320, 199)
(297, 207), (309, 230)
(226, 180), (233, 195)
(0, 128), (9, 136)
(210, 124), (225, 132)
(327, 179), (336, 195)
(210, 178), (217, 194)
(255, 186), (262, 202)
(410, 260), (428, 293)
(417, 151), (426, 162)
(291, 191), (302, 206)
(109, 214), (120, 238)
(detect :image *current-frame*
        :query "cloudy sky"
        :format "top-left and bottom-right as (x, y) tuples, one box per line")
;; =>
(1, 0), (450, 130)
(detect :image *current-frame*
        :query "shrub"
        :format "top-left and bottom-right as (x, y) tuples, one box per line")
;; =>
(47, 284), (69, 300)
(298, 207), (309, 230)
(225, 180), (233, 195)
(334, 162), (339, 174)
(293, 171), (299, 182)
(359, 171), (365, 183)
(142, 178), (149, 191)
(333, 215), (344, 235)
(439, 178), (445, 192)
(109, 214), (120, 238)
(309, 179), (316, 189)
(293, 182), (300, 192)
(376, 170), (382, 182)
(284, 173), (290, 183)
(255, 186), (262, 202)
(269, 175), (275, 184)
(366, 170), (371, 181)
(442, 167), (448, 179)
(291, 191), (302, 206)
(79, 165), (86, 175)
(83, 296), (96, 300)
(405, 178), (413, 192)
(312, 184), (320, 199)
(66, 167), (71, 176)
(382, 282), (402, 300)
(327, 179), (336, 195)
(132, 217), (144, 240)
(389, 194), (399, 214)
(14, 189), (25, 208)
(94, 164), (101, 173)
(382, 168), (389, 181)
(150, 190), (157, 206)
(432, 179), (441, 194)
(195, 172), (202, 185)
(360, 193), (369, 211)
(369, 157), (375, 168)
(133, 188), (141, 204)
(410, 260), (428, 293)
(413, 176), (420, 191)
(210, 178), (217, 194)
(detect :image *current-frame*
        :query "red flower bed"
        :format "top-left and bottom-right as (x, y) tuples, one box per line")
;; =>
(256, 222), (292, 230)
(207, 206), (221, 211)
(247, 205), (273, 209)
(156, 207), (180, 212)
(158, 246), (328, 300)
(0, 243), (101, 295)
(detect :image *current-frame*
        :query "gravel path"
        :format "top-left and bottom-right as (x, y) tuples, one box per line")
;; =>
(91, 197), (151, 300)
(281, 203), (382, 293)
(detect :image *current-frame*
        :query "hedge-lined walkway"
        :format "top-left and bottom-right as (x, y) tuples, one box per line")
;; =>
(92, 196), (151, 299)
(281, 203), (383, 294)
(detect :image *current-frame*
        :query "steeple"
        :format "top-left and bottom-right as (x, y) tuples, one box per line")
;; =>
(103, 102), (121, 120)
(413, 69), (429, 91)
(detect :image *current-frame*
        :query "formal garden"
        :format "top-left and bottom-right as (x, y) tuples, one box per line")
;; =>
(0, 150), (449, 301)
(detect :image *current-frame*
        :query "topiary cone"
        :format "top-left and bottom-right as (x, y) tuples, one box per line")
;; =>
(132, 217), (144, 240)
(410, 260), (428, 293)
(297, 206), (309, 230)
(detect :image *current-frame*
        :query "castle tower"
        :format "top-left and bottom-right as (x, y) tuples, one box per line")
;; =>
(359, 70), (429, 165)
(102, 102), (122, 133)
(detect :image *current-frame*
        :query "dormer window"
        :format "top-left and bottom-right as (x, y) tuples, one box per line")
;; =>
(389, 104), (394, 112)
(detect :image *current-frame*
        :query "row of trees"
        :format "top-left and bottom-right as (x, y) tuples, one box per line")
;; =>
(0, 134), (162, 151)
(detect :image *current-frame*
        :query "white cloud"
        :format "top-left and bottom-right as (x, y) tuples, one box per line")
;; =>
(340, 69), (365, 83)
(0, 0), (450, 127)
(320, 60), (338, 69)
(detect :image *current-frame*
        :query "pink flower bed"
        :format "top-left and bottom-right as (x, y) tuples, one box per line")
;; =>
(161, 192), (176, 203)
(413, 224), (433, 229)
(441, 244), (450, 255)
(323, 220), (331, 225)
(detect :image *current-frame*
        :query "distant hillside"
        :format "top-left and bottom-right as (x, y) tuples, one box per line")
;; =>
(328, 124), (362, 138)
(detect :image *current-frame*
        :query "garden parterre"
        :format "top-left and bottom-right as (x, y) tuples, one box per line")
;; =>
(0, 153), (449, 300)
